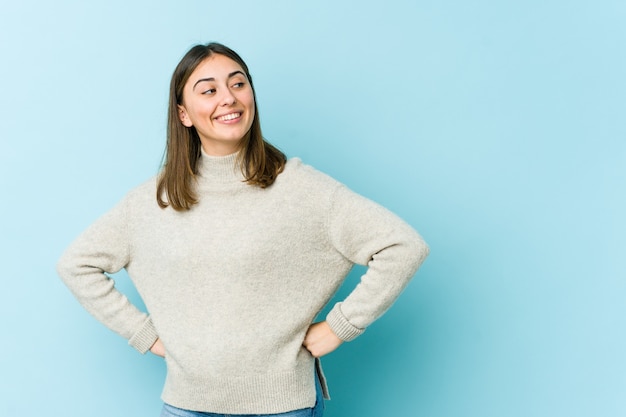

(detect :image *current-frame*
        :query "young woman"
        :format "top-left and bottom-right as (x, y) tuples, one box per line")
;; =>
(57, 42), (429, 417)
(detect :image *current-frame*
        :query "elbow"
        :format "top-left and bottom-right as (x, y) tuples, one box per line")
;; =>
(407, 231), (430, 272)
(56, 250), (76, 284)
(56, 255), (70, 283)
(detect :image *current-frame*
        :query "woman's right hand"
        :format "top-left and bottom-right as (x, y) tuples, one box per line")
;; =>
(150, 338), (165, 357)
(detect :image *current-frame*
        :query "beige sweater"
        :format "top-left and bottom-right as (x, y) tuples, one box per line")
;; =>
(57, 151), (429, 414)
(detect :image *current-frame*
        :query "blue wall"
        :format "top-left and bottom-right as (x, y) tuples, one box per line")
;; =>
(1, 1), (624, 416)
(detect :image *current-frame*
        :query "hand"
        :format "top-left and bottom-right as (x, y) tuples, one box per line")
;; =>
(150, 338), (165, 358)
(303, 321), (343, 358)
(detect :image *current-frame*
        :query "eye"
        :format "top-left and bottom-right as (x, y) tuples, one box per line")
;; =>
(202, 88), (216, 95)
(232, 82), (245, 89)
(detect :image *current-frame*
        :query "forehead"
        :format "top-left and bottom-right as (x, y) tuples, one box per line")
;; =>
(190, 54), (246, 80)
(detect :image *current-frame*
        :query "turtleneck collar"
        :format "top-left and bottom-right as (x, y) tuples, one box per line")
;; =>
(196, 147), (246, 184)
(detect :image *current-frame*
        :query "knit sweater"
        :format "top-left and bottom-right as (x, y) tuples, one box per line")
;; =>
(57, 151), (429, 414)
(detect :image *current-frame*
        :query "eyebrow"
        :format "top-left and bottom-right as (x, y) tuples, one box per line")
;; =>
(192, 70), (246, 91)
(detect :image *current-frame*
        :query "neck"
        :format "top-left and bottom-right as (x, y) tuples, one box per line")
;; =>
(199, 134), (246, 156)
(196, 147), (245, 185)
(200, 142), (240, 156)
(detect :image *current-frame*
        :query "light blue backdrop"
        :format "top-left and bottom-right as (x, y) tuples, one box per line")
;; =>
(1, 1), (624, 416)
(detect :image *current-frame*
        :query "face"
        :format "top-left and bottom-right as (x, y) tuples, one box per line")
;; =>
(178, 54), (255, 156)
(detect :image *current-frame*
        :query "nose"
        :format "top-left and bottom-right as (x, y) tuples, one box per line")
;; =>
(220, 89), (236, 106)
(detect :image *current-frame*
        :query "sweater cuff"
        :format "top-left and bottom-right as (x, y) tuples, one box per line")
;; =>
(128, 317), (159, 354)
(326, 303), (365, 342)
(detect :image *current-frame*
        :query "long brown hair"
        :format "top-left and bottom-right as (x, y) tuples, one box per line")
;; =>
(157, 42), (286, 211)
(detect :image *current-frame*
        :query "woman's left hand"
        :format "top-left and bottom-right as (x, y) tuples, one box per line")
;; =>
(150, 338), (166, 358)
(303, 321), (343, 358)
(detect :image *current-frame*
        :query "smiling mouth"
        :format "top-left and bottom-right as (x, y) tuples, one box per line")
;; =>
(216, 112), (241, 121)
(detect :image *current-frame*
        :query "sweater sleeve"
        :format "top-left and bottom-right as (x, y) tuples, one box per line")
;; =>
(56, 196), (159, 354)
(325, 184), (429, 341)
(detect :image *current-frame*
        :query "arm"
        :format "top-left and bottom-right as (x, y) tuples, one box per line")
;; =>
(56, 197), (159, 354)
(324, 184), (429, 343)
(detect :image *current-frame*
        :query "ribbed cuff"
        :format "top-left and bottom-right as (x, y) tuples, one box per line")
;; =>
(326, 303), (364, 342)
(128, 317), (159, 354)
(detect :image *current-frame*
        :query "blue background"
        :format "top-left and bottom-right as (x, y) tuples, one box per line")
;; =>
(1, 1), (624, 416)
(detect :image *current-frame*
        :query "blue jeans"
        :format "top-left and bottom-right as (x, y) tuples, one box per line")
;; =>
(160, 372), (324, 417)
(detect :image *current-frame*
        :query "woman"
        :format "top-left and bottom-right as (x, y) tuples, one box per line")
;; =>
(57, 42), (429, 417)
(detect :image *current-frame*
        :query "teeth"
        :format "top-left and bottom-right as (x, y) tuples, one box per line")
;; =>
(217, 112), (240, 121)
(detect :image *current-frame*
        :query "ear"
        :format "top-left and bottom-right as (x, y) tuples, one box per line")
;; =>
(177, 105), (193, 127)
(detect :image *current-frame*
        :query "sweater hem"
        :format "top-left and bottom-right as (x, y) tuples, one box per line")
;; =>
(161, 362), (317, 414)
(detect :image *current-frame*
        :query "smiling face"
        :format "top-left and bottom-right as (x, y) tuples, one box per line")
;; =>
(177, 54), (255, 156)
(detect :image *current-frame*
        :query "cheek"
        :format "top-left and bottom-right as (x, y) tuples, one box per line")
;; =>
(239, 88), (254, 109)
(184, 96), (216, 119)
(246, 95), (256, 118)
(238, 92), (255, 124)
(249, 100), (256, 117)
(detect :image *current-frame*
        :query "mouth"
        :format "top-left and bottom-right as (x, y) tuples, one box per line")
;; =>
(215, 112), (242, 122)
